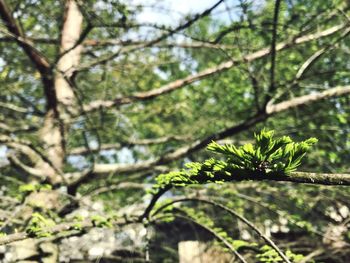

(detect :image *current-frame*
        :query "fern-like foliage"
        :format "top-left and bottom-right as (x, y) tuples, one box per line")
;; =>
(208, 129), (317, 174)
(152, 129), (317, 192)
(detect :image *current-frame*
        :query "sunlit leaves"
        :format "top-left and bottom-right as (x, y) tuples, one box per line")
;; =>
(208, 129), (317, 174)
(25, 213), (56, 238)
(153, 129), (317, 191)
(19, 183), (52, 193)
(256, 245), (306, 263)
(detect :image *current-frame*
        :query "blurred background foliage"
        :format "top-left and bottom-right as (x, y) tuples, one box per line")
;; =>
(0, 0), (350, 262)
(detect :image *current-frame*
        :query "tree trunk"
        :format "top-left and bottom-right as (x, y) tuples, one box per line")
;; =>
(6, 2), (84, 262)
(38, 0), (83, 184)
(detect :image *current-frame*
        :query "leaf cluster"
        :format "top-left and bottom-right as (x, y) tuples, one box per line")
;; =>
(208, 129), (318, 174)
(25, 212), (55, 238)
(256, 245), (307, 263)
(19, 183), (52, 193)
(153, 129), (317, 191)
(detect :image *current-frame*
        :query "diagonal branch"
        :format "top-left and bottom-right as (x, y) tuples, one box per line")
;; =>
(7, 153), (46, 180)
(0, 0), (54, 108)
(295, 26), (350, 81)
(68, 135), (190, 155)
(0, 36), (58, 44)
(153, 198), (291, 263)
(0, 0), (51, 72)
(266, 85), (350, 114)
(0, 135), (48, 163)
(0, 135), (67, 183)
(76, 0), (225, 72)
(160, 213), (248, 263)
(76, 84), (350, 179)
(267, 25), (350, 107)
(83, 23), (346, 112)
(0, 101), (28, 114)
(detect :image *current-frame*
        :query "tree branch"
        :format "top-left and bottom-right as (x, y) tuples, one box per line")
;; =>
(266, 85), (350, 114)
(68, 135), (190, 155)
(158, 213), (248, 263)
(282, 172), (350, 185)
(0, 35), (242, 51)
(0, 135), (67, 183)
(0, 217), (128, 246)
(83, 23), (346, 112)
(0, 1), (50, 72)
(83, 39), (238, 49)
(0, 36), (58, 44)
(0, 135), (47, 164)
(76, 0), (225, 72)
(267, 25), (350, 107)
(153, 198), (291, 263)
(7, 153), (46, 180)
(78, 84), (350, 179)
(0, 122), (36, 133)
(266, 0), (281, 104)
(0, 101), (28, 114)
(0, 0), (54, 109)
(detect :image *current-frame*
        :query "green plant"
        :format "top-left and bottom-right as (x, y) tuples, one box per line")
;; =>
(25, 213), (55, 238)
(19, 183), (52, 193)
(256, 245), (306, 263)
(152, 129), (317, 192)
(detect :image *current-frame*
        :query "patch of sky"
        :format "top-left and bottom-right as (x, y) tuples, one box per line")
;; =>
(0, 146), (8, 166)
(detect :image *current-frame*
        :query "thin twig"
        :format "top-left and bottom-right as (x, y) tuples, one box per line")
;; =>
(152, 198), (291, 263)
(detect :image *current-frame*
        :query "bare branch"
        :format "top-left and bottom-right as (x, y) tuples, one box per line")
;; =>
(86, 40), (238, 50)
(0, 122), (36, 133)
(81, 84), (350, 178)
(83, 23), (346, 112)
(0, 135), (67, 182)
(0, 1), (50, 72)
(266, 85), (350, 114)
(296, 27), (350, 80)
(166, 214), (248, 263)
(0, 36), (58, 44)
(153, 198), (291, 263)
(0, 101), (28, 114)
(68, 135), (190, 155)
(267, 25), (350, 107)
(0, 35), (241, 50)
(77, 0), (225, 72)
(0, 135), (45, 164)
(299, 249), (325, 263)
(7, 153), (46, 180)
(283, 172), (350, 185)
(0, 0), (54, 109)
